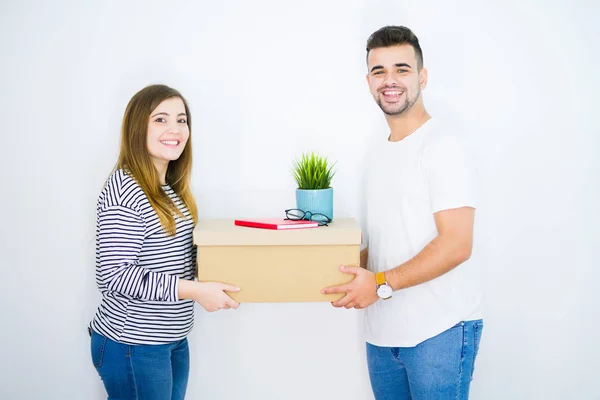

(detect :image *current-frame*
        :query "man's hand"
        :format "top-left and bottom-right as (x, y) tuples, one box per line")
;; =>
(321, 265), (379, 309)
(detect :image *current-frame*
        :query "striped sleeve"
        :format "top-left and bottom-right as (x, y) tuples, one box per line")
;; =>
(191, 245), (197, 276)
(97, 204), (179, 302)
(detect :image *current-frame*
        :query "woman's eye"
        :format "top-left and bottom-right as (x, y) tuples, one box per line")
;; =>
(178, 119), (187, 124)
(155, 117), (166, 123)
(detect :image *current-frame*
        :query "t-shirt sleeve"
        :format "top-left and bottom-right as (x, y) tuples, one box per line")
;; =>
(423, 134), (477, 214)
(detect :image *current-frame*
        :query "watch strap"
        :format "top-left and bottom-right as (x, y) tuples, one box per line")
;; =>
(375, 271), (386, 286)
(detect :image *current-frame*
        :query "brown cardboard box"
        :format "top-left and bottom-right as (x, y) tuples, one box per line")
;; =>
(193, 218), (361, 302)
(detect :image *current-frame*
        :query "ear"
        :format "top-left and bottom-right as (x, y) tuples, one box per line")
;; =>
(419, 67), (428, 90)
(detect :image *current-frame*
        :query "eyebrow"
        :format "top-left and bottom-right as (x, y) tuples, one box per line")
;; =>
(151, 112), (187, 118)
(370, 63), (413, 73)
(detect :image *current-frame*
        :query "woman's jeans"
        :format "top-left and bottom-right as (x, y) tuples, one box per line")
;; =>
(367, 320), (483, 400)
(90, 330), (190, 400)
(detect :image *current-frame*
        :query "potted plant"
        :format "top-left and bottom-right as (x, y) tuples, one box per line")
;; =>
(291, 152), (336, 222)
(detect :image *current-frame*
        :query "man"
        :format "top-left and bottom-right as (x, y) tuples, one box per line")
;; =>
(322, 26), (483, 399)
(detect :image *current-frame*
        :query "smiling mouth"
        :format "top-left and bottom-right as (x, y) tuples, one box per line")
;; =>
(160, 140), (180, 146)
(381, 89), (405, 96)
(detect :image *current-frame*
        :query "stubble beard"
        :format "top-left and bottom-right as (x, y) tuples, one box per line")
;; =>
(376, 88), (421, 116)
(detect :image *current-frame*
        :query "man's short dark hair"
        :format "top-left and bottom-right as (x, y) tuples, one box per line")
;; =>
(366, 26), (424, 70)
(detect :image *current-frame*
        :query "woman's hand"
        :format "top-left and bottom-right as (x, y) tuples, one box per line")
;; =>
(195, 282), (240, 312)
(179, 280), (240, 312)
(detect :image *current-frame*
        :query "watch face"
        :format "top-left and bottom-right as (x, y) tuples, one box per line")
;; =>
(377, 285), (392, 299)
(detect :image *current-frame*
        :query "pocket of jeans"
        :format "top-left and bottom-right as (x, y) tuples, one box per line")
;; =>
(91, 332), (107, 369)
(470, 320), (484, 380)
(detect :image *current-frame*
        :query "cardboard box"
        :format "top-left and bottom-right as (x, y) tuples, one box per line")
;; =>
(193, 218), (361, 303)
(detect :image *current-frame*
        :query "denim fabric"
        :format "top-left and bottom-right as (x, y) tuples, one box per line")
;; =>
(91, 330), (189, 400)
(367, 320), (483, 400)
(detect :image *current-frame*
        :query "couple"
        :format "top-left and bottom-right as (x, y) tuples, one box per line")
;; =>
(90, 25), (483, 400)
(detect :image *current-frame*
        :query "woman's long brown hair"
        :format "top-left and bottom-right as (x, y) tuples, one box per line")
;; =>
(116, 84), (198, 235)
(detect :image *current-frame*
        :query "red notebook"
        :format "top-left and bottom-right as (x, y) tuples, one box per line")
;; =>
(234, 218), (319, 230)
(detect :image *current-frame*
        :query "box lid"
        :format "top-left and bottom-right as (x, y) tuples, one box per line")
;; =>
(194, 218), (361, 246)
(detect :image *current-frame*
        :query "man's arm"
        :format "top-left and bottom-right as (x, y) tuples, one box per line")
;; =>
(322, 206), (474, 308)
(384, 206), (474, 290)
(360, 248), (369, 269)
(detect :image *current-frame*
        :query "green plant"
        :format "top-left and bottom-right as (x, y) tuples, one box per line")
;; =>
(292, 152), (336, 190)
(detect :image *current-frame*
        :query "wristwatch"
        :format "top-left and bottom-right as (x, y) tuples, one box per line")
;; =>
(376, 271), (393, 300)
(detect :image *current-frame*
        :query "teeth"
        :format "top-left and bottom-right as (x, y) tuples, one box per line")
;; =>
(161, 140), (179, 145)
(384, 91), (403, 95)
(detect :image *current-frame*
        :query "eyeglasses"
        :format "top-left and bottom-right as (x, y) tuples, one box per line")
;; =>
(285, 209), (331, 226)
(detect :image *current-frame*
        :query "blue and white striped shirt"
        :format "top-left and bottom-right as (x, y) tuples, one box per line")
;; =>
(91, 169), (196, 345)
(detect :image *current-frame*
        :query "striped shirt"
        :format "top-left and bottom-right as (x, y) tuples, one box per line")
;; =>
(91, 169), (196, 345)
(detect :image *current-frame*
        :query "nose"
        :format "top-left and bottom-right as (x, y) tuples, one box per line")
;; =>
(383, 73), (397, 87)
(166, 124), (182, 135)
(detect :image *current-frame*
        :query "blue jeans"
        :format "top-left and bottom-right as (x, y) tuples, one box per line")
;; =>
(367, 320), (483, 400)
(90, 330), (190, 400)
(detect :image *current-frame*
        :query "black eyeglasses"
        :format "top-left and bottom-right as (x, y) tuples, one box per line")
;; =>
(285, 209), (332, 226)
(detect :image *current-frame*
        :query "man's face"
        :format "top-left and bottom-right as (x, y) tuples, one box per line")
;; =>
(366, 44), (427, 116)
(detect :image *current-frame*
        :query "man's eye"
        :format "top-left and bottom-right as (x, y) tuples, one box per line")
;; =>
(373, 71), (383, 75)
(398, 69), (408, 73)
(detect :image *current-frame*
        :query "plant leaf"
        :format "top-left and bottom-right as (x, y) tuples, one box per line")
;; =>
(291, 152), (336, 189)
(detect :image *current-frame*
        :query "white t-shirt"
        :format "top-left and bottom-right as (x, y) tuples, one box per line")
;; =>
(363, 118), (482, 347)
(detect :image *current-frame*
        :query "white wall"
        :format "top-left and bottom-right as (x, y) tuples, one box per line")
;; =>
(1, 0), (598, 399)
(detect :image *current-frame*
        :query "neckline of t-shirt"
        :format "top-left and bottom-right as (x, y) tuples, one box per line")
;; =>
(386, 117), (435, 145)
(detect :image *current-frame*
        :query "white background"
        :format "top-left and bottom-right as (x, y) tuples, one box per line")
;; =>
(1, 0), (598, 399)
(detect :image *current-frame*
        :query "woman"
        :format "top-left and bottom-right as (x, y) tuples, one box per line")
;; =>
(90, 84), (239, 399)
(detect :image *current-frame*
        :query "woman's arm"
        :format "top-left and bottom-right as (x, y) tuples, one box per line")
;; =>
(97, 204), (178, 302)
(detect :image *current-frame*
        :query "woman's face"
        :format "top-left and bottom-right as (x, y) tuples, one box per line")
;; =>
(146, 97), (190, 170)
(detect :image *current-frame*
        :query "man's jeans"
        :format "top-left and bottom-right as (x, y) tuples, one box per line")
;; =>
(90, 330), (190, 400)
(367, 320), (483, 400)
